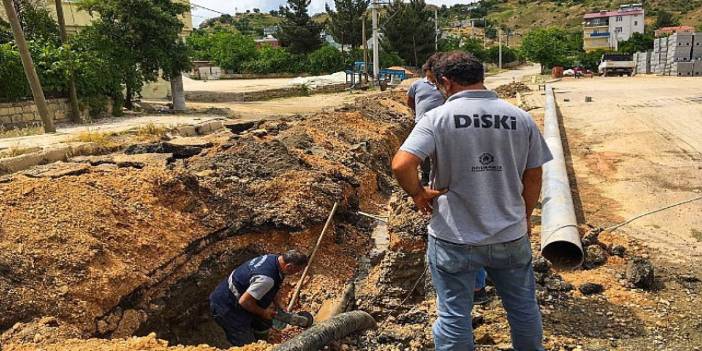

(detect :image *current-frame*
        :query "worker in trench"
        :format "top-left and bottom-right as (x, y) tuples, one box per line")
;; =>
(392, 51), (553, 351)
(208, 250), (309, 346)
(407, 53), (491, 306)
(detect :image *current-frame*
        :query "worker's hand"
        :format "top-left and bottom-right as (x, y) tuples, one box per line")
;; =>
(262, 307), (277, 321)
(411, 187), (448, 215)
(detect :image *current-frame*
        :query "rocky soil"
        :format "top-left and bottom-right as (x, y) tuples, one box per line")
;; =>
(0, 92), (413, 350)
(1, 85), (701, 351)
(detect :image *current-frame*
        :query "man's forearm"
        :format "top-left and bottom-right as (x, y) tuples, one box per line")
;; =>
(393, 163), (422, 196)
(522, 167), (543, 218)
(239, 295), (268, 318)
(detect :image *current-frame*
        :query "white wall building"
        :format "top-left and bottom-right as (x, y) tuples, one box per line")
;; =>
(583, 4), (645, 52)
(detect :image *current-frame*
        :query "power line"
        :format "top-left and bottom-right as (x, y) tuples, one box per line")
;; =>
(175, 0), (228, 16)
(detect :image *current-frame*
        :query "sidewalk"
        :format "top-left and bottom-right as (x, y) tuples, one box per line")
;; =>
(0, 114), (225, 151)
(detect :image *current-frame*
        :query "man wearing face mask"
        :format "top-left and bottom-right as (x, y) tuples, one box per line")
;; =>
(406, 54), (445, 185)
(391, 51), (553, 351)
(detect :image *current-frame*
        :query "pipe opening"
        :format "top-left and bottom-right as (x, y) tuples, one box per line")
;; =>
(541, 241), (584, 269)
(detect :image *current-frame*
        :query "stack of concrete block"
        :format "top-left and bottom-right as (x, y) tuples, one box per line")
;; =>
(693, 32), (702, 61)
(693, 33), (702, 76)
(694, 61), (702, 76)
(666, 33), (693, 75)
(653, 37), (668, 75)
(634, 51), (651, 74)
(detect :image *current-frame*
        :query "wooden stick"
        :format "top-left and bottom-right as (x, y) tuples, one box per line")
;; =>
(287, 202), (339, 311)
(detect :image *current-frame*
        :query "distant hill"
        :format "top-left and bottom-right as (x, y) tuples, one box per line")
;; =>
(199, 13), (282, 37)
(199, 12), (329, 38)
(440, 0), (702, 42)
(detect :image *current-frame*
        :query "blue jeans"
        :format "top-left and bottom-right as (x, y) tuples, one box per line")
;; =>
(428, 235), (544, 351)
(475, 269), (487, 290)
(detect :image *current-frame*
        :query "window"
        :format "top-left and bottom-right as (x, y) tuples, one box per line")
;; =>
(616, 16), (623, 21)
(634, 21), (638, 26)
(615, 27), (623, 33)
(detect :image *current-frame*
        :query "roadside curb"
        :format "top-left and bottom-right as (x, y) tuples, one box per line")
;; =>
(0, 119), (227, 176)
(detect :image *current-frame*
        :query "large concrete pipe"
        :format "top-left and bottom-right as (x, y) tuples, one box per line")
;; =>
(539, 85), (584, 268)
(272, 311), (376, 351)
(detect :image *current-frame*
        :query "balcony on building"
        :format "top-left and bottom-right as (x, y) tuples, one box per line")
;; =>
(588, 31), (610, 38)
(584, 18), (610, 27)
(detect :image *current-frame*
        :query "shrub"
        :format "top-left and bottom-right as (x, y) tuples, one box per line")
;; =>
(380, 50), (404, 67)
(208, 31), (258, 72)
(307, 45), (345, 75)
(241, 46), (305, 74)
(485, 46), (518, 65)
(0, 43), (30, 101)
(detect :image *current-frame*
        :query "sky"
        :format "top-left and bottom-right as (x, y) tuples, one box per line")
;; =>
(189, 0), (477, 27)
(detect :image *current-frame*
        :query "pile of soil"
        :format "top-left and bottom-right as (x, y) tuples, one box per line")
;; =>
(495, 82), (532, 98)
(0, 92), (414, 350)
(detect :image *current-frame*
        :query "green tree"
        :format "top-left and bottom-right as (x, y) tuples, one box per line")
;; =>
(381, 0), (436, 67)
(618, 32), (654, 54)
(78, 0), (191, 108)
(521, 27), (573, 73)
(573, 49), (607, 71)
(655, 10), (681, 29)
(207, 30), (257, 72)
(325, 0), (370, 50)
(460, 37), (485, 60)
(10, 0), (60, 44)
(0, 18), (14, 44)
(438, 35), (461, 51)
(485, 45), (518, 65)
(241, 46), (306, 73)
(277, 0), (323, 54)
(307, 45), (345, 74)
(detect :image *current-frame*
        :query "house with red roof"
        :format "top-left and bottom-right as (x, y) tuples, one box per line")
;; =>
(583, 4), (645, 52)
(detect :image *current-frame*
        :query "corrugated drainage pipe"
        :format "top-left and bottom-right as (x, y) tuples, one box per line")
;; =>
(272, 311), (376, 351)
(540, 85), (584, 268)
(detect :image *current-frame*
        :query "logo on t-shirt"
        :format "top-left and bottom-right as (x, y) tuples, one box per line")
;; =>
(479, 153), (494, 165)
(473, 153), (503, 172)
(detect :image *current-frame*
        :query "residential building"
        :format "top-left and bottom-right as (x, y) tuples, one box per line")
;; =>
(262, 26), (278, 37)
(655, 26), (695, 38)
(583, 3), (644, 52)
(0, 0), (193, 36)
(255, 37), (280, 48)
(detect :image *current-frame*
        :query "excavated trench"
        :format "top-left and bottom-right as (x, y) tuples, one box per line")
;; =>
(0, 92), (416, 350)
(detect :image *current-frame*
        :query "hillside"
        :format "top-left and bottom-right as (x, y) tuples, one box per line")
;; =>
(198, 13), (281, 37)
(441, 0), (701, 39)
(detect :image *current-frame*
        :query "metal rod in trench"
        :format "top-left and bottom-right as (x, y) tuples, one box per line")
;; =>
(287, 202), (339, 311)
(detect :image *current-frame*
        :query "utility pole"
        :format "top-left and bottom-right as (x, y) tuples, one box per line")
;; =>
(2, 0), (55, 133)
(54, 0), (81, 123)
(362, 16), (368, 78)
(434, 8), (438, 51)
(498, 28), (502, 69)
(482, 18), (486, 49)
(371, 0), (379, 81)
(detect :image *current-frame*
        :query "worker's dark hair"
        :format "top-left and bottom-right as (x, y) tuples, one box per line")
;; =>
(432, 51), (484, 86)
(422, 53), (440, 72)
(282, 250), (309, 266)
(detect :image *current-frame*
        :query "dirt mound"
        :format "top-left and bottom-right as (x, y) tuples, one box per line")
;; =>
(3, 332), (271, 351)
(494, 81), (532, 98)
(0, 92), (414, 350)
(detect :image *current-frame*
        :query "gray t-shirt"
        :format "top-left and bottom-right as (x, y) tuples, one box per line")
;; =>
(407, 78), (445, 123)
(400, 90), (553, 245)
(247, 275), (275, 300)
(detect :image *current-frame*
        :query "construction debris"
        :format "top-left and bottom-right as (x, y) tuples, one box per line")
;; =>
(494, 81), (532, 98)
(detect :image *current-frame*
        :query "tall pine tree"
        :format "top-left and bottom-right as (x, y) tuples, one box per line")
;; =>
(325, 0), (370, 50)
(277, 0), (322, 54)
(381, 0), (436, 67)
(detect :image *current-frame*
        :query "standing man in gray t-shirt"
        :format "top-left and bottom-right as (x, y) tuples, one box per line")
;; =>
(407, 54), (445, 185)
(392, 52), (553, 351)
